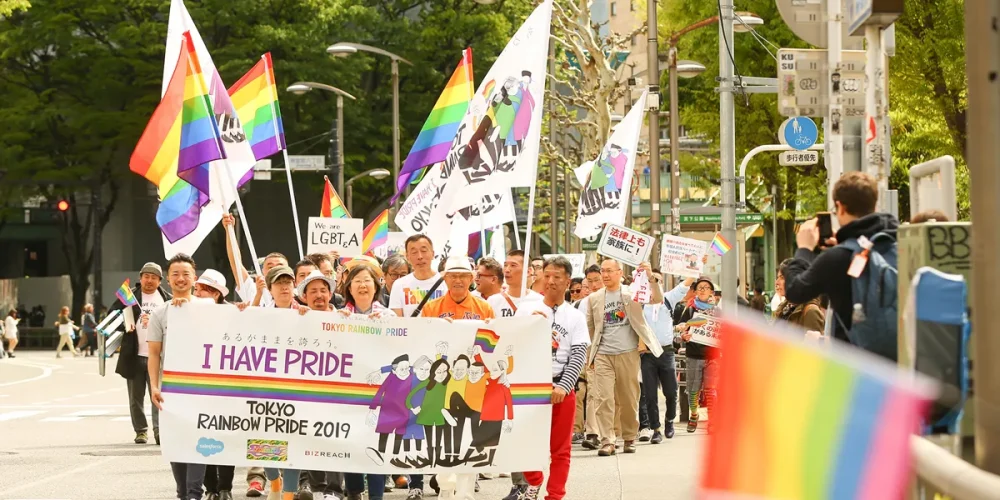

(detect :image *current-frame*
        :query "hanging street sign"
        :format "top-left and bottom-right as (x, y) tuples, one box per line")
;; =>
(778, 49), (866, 118)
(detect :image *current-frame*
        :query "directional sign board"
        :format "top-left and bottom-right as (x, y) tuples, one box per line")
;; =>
(287, 155), (327, 171)
(778, 48), (866, 118)
(775, 0), (863, 49)
(779, 150), (821, 166)
(780, 117), (819, 150)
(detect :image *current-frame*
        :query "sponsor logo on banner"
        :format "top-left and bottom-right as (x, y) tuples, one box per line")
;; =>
(305, 450), (352, 459)
(196, 437), (225, 457)
(246, 439), (288, 461)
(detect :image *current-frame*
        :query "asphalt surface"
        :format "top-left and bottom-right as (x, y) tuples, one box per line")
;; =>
(0, 351), (702, 499)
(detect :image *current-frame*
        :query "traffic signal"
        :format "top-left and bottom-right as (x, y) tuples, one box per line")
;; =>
(56, 200), (69, 212)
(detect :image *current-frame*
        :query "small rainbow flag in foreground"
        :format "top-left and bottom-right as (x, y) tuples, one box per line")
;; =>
(228, 52), (286, 161)
(116, 279), (138, 307)
(321, 176), (351, 219)
(362, 210), (389, 255)
(474, 328), (501, 354)
(393, 48), (474, 203)
(709, 232), (732, 256)
(700, 319), (934, 500)
(130, 31), (226, 243)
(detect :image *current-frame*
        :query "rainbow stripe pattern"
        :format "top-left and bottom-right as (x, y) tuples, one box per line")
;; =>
(362, 209), (389, 255)
(162, 371), (550, 405)
(228, 52), (286, 160)
(321, 176), (351, 219)
(474, 328), (501, 354)
(130, 31), (226, 243)
(710, 232), (732, 256)
(116, 279), (138, 307)
(700, 320), (932, 500)
(394, 48), (474, 202)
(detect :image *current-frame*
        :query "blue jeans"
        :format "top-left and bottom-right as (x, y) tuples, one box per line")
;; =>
(641, 351), (677, 430)
(345, 473), (386, 500)
(264, 468), (301, 493)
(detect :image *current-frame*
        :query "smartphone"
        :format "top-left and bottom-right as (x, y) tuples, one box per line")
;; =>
(817, 212), (833, 241)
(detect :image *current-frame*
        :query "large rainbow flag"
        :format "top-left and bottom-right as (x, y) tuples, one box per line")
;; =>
(700, 319), (933, 500)
(321, 176), (351, 219)
(228, 52), (286, 161)
(393, 48), (474, 203)
(130, 31), (227, 243)
(362, 209), (389, 255)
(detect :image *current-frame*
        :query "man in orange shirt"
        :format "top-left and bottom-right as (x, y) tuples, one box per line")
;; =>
(420, 256), (495, 321)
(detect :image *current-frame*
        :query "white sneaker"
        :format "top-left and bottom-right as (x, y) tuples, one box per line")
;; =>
(638, 428), (654, 442)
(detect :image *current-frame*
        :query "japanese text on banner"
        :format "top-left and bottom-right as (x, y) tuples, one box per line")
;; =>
(660, 235), (709, 278)
(597, 224), (652, 267)
(687, 313), (721, 347)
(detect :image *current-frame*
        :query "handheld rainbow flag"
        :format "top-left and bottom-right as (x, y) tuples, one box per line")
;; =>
(393, 48), (474, 203)
(362, 210), (389, 255)
(321, 176), (351, 219)
(228, 52), (286, 160)
(709, 232), (732, 256)
(130, 31), (227, 243)
(116, 279), (138, 307)
(700, 319), (934, 500)
(474, 328), (501, 354)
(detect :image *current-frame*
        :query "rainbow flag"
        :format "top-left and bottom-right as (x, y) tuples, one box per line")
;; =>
(393, 48), (474, 203)
(710, 232), (732, 256)
(130, 31), (227, 243)
(116, 279), (138, 307)
(362, 210), (389, 255)
(474, 328), (501, 354)
(228, 52), (286, 160)
(321, 176), (351, 219)
(700, 319), (933, 500)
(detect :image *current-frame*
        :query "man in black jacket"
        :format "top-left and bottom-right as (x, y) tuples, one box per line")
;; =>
(783, 172), (898, 343)
(111, 262), (171, 445)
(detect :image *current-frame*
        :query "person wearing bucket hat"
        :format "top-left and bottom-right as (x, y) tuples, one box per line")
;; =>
(298, 270), (336, 312)
(194, 270), (229, 304)
(675, 276), (721, 433)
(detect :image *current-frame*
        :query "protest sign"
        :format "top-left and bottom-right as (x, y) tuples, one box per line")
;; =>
(306, 217), (363, 257)
(159, 303), (553, 473)
(373, 232), (407, 260)
(630, 269), (651, 304)
(687, 313), (721, 347)
(660, 235), (709, 278)
(596, 224), (652, 267)
(542, 254), (586, 277)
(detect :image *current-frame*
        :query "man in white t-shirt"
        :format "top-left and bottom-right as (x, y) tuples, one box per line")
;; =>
(112, 261), (170, 445)
(487, 250), (542, 318)
(509, 256), (590, 500)
(389, 235), (448, 318)
(222, 214), (287, 307)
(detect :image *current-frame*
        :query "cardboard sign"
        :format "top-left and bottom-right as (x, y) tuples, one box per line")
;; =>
(597, 224), (652, 267)
(306, 217), (363, 257)
(660, 235), (709, 278)
(542, 254), (586, 277)
(687, 313), (721, 347)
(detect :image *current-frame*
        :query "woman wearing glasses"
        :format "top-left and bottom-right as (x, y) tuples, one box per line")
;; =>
(674, 277), (720, 433)
(380, 255), (411, 308)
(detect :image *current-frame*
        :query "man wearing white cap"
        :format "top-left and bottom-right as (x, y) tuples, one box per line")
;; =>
(420, 256), (495, 321)
(193, 269), (229, 304)
(298, 270), (337, 313)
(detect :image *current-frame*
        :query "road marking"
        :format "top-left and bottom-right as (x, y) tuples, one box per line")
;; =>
(6, 456), (116, 495)
(0, 360), (55, 387)
(68, 409), (113, 416)
(40, 416), (83, 422)
(0, 410), (44, 421)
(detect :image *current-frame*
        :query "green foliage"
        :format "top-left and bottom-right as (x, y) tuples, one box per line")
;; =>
(0, 0), (30, 16)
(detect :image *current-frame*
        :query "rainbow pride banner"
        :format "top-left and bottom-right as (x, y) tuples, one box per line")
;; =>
(159, 303), (554, 473)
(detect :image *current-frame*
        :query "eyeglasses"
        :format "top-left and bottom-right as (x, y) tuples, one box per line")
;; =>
(599, 269), (618, 275)
(351, 278), (375, 287)
(696, 285), (714, 291)
(387, 272), (408, 280)
(570, 288), (583, 294)
(476, 273), (498, 280)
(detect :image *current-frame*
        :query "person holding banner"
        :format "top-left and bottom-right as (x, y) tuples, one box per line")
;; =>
(512, 256), (589, 500)
(584, 258), (662, 457)
(674, 277), (721, 433)
(390, 235), (447, 318)
(487, 251), (542, 318)
(381, 255), (412, 308)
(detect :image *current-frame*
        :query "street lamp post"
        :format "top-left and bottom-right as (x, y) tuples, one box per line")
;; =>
(286, 82), (357, 194)
(327, 43), (413, 201)
(345, 168), (391, 215)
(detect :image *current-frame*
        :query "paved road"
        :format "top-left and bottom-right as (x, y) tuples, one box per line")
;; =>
(0, 352), (703, 499)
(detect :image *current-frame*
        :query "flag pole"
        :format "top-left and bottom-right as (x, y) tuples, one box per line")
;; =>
(479, 198), (487, 257)
(220, 159), (263, 276)
(261, 54), (304, 259)
(510, 188), (522, 250)
(520, 184), (537, 297)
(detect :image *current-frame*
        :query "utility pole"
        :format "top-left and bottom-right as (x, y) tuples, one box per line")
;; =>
(825, 0), (844, 211)
(646, 0), (662, 261)
(549, 39), (559, 252)
(718, 0), (737, 310)
(668, 46), (681, 237)
(864, 24), (888, 206)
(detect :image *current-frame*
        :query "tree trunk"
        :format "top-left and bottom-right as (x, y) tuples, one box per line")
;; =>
(775, 169), (800, 263)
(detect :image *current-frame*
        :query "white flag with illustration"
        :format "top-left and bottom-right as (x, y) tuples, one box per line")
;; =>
(574, 90), (648, 238)
(423, 0), (552, 243)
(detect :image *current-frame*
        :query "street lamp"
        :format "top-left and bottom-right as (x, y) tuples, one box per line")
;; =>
(286, 82), (357, 195)
(326, 43), (413, 200)
(345, 168), (391, 215)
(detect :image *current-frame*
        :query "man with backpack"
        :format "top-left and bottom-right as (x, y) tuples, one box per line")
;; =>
(784, 172), (899, 360)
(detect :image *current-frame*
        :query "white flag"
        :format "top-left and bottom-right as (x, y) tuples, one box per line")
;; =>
(160, 0), (257, 258)
(424, 0), (553, 242)
(574, 90), (648, 238)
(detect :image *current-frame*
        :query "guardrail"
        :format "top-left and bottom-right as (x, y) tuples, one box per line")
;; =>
(911, 436), (1000, 499)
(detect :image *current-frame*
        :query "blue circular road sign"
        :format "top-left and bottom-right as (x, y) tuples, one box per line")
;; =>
(781, 116), (818, 151)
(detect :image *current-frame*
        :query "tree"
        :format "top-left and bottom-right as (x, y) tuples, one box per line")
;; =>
(0, 0), (29, 16)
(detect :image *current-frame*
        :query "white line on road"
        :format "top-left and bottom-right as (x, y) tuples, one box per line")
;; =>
(0, 360), (55, 387)
(68, 409), (113, 416)
(0, 410), (44, 421)
(6, 456), (116, 495)
(40, 416), (83, 422)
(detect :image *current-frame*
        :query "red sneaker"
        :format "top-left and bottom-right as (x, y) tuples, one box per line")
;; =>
(246, 479), (265, 498)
